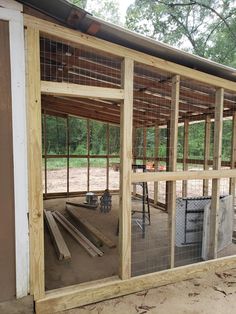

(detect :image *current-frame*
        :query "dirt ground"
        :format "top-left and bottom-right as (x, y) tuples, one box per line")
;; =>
(61, 267), (236, 314)
(44, 167), (231, 204)
(1, 267), (236, 314)
(44, 195), (236, 290)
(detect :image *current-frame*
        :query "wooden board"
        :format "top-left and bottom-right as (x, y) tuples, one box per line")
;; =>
(66, 201), (97, 210)
(209, 88), (224, 259)
(119, 57), (134, 279)
(24, 14), (236, 92)
(131, 168), (236, 183)
(66, 207), (116, 248)
(25, 26), (45, 300)
(35, 255), (236, 313)
(41, 81), (124, 101)
(52, 211), (103, 257)
(168, 75), (180, 268)
(44, 210), (71, 260)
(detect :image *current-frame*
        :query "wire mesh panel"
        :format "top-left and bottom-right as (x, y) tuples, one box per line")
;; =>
(131, 189), (170, 276)
(47, 158), (67, 193)
(40, 35), (122, 88)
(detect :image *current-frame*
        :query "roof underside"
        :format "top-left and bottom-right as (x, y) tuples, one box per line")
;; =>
(17, 0), (236, 125)
(18, 0), (236, 82)
(40, 36), (236, 126)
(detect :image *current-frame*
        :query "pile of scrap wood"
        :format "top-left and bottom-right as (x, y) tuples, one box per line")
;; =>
(44, 208), (116, 261)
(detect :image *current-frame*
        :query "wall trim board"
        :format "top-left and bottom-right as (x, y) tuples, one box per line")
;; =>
(0, 4), (29, 298)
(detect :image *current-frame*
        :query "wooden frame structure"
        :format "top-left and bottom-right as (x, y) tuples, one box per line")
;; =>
(23, 11), (236, 314)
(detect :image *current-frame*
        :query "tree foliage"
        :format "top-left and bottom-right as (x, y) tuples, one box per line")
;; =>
(68, 0), (121, 25)
(126, 0), (236, 66)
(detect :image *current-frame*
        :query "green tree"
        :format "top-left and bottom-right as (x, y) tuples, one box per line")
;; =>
(68, 0), (121, 25)
(68, 0), (87, 9)
(126, 0), (236, 66)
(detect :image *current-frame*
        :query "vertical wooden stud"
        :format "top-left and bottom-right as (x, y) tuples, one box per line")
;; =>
(44, 111), (47, 197)
(209, 88), (224, 259)
(154, 122), (159, 204)
(87, 119), (90, 191)
(106, 123), (110, 190)
(168, 75), (180, 268)
(132, 126), (137, 196)
(26, 27), (45, 299)
(143, 127), (147, 165)
(230, 112), (236, 204)
(66, 115), (69, 197)
(182, 119), (189, 197)
(166, 122), (170, 210)
(203, 115), (211, 196)
(119, 57), (134, 280)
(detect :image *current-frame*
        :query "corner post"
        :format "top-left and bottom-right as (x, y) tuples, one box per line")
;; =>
(154, 122), (159, 204)
(230, 112), (236, 204)
(119, 57), (134, 279)
(182, 119), (189, 197)
(203, 115), (211, 196)
(209, 88), (224, 259)
(168, 75), (180, 268)
(25, 26), (45, 299)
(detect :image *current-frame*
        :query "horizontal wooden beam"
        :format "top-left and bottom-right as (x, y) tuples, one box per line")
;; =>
(41, 81), (124, 100)
(36, 255), (236, 313)
(131, 169), (236, 183)
(24, 14), (236, 92)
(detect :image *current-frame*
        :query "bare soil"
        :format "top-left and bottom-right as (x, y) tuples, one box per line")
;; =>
(61, 267), (236, 314)
(44, 167), (231, 204)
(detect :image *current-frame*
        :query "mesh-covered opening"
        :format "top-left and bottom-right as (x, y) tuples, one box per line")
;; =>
(40, 35), (122, 88)
(131, 178), (236, 277)
(42, 112), (120, 197)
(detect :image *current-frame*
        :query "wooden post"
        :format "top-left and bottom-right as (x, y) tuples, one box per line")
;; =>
(66, 115), (69, 197)
(119, 57), (134, 280)
(154, 122), (159, 204)
(132, 126), (137, 196)
(25, 27), (45, 299)
(106, 123), (110, 190)
(166, 122), (170, 209)
(203, 116), (211, 196)
(182, 119), (189, 197)
(87, 119), (90, 191)
(168, 75), (180, 268)
(143, 126), (147, 165)
(230, 112), (236, 205)
(44, 111), (47, 197)
(209, 88), (224, 259)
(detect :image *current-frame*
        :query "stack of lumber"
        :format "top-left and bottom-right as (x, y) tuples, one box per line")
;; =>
(52, 211), (104, 257)
(66, 206), (116, 249)
(44, 209), (71, 261)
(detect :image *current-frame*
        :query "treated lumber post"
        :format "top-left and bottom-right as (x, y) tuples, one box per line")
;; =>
(66, 115), (69, 197)
(166, 122), (170, 210)
(209, 88), (224, 259)
(230, 112), (236, 205)
(182, 119), (189, 197)
(44, 210), (71, 260)
(143, 126), (147, 165)
(154, 122), (159, 204)
(168, 75), (180, 268)
(203, 115), (211, 196)
(43, 111), (47, 197)
(26, 27), (45, 299)
(132, 126), (137, 196)
(119, 57), (134, 279)
(106, 123), (110, 190)
(87, 119), (90, 191)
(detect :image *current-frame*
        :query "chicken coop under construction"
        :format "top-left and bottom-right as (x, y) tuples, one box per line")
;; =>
(1, 0), (236, 313)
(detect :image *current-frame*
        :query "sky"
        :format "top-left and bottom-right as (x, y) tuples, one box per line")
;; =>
(118, 0), (135, 21)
